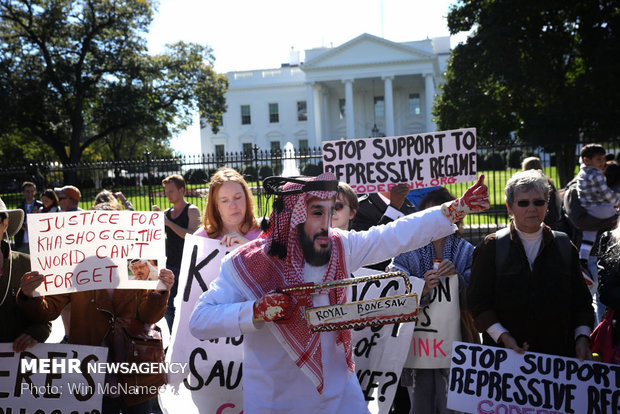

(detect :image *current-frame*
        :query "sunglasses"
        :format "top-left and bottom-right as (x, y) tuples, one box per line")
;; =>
(516, 199), (547, 207)
(58, 196), (67, 200)
(334, 202), (347, 211)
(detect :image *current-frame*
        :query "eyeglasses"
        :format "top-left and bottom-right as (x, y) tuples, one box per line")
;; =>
(516, 199), (547, 207)
(335, 202), (347, 211)
(58, 196), (67, 200)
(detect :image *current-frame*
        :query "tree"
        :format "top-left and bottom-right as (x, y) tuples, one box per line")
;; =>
(0, 0), (227, 182)
(435, 0), (620, 186)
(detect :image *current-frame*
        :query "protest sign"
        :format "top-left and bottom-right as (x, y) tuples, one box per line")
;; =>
(29, 211), (166, 296)
(350, 268), (425, 414)
(0, 343), (107, 414)
(161, 235), (242, 414)
(322, 128), (477, 193)
(447, 342), (620, 414)
(406, 275), (460, 369)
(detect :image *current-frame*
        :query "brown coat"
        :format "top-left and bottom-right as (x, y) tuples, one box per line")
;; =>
(18, 288), (168, 405)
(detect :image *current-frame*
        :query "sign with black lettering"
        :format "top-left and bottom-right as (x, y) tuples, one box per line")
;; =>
(406, 275), (460, 369)
(448, 342), (620, 414)
(350, 268), (425, 414)
(322, 128), (477, 194)
(0, 343), (106, 414)
(161, 235), (243, 414)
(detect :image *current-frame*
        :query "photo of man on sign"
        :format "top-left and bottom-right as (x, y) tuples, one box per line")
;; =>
(128, 259), (159, 281)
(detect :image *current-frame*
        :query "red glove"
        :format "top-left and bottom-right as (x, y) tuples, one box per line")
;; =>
(441, 174), (490, 223)
(253, 293), (294, 322)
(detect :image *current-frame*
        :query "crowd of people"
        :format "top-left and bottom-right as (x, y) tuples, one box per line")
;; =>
(1, 144), (619, 413)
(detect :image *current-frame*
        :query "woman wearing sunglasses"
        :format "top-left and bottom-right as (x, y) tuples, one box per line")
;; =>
(467, 169), (595, 360)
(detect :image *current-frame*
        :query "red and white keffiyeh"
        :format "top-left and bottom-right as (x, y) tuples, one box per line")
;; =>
(230, 172), (354, 393)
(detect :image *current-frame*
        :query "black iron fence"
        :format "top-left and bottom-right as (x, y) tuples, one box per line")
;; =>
(2, 140), (619, 245)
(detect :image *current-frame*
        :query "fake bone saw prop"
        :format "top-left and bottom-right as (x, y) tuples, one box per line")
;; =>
(276, 271), (418, 333)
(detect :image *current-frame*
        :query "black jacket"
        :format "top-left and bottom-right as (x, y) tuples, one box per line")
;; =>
(351, 193), (416, 270)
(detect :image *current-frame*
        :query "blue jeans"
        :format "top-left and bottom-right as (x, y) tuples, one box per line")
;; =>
(164, 265), (181, 332)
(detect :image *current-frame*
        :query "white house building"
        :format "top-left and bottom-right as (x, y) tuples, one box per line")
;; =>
(200, 33), (451, 155)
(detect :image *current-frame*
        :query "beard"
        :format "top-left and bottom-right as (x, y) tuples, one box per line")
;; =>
(298, 225), (331, 267)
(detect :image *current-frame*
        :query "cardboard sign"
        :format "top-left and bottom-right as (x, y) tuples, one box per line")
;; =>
(161, 235), (243, 414)
(29, 211), (166, 295)
(447, 342), (620, 414)
(406, 275), (461, 369)
(0, 343), (107, 413)
(350, 268), (425, 414)
(322, 128), (477, 193)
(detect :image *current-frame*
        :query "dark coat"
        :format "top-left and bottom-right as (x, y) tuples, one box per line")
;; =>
(467, 222), (594, 357)
(14, 199), (43, 247)
(351, 193), (417, 271)
(597, 231), (620, 311)
(0, 240), (51, 343)
(18, 287), (168, 405)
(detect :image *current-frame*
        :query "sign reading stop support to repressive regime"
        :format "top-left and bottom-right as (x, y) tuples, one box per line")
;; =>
(29, 210), (166, 296)
(322, 128), (477, 194)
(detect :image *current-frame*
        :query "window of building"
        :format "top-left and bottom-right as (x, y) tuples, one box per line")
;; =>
(215, 145), (225, 157)
(299, 139), (309, 151)
(242, 143), (253, 157)
(374, 96), (385, 118)
(409, 93), (421, 115)
(241, 105), (251, 124)
(339, 98), (346, 119)
(269, 103), (279, 123)
(270, 141), (281, 154)
(297, 101), (307, 121)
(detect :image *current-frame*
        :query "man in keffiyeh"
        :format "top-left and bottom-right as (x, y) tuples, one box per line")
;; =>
(189, 172), (489, 414)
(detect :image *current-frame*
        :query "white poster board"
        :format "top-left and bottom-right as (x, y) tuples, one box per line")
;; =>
(322, 128), (477, 194)
(350, 268), (425, 414)
(0, 343), (107, 413)
(407, 275), (461, 369)
(161, 235), (243, 414)
(29, 211), (166, 295)
(447, 342), (620, 414)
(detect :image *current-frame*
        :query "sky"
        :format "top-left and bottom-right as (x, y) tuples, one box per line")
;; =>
(146, 0), (466, 155)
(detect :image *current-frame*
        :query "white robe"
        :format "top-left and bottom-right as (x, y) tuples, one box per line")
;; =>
(189, 206), (456, 414)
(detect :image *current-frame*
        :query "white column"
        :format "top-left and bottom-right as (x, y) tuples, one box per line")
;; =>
(322, 91), (329, 141)
(305, 82), (317, 148)
(383, 75), (395, 137)
(343, 79), (355, 139)
(424, 73), (436, 132)
(313, 85), (323, 147)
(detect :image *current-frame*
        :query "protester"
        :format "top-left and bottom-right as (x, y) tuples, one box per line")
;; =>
(194, 167), (260, 246)
(390, 187), (474, 414)
(14, 181), (43, 253)
(153, 174), (200, 330)
(0, 197), (51, 352)
(189, 173), (489, 413)
(597, 219), (620, 358)
(94, 189), (134, 211)
(17, 225), (174, 413)
(352, 184), (416, 273)
(331, 182), (359, 231)
(468, 169), (594, 359)
(521, 156), (561, 229)
(55, 185), (82, 211)
(38, 189), (60, 213)
(575, 144), (620, 263)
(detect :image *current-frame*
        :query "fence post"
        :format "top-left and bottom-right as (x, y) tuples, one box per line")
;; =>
(145, 151), (153, 209)
(253, 145), (261, 213)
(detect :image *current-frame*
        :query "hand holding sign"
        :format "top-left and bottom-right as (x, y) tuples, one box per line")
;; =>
(19, 271), (44, 297)
(12, 332), (38, 352)
(158, 268), (175, 291)
(499, 332), (529, 354)
(441, 174), (489, 223)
